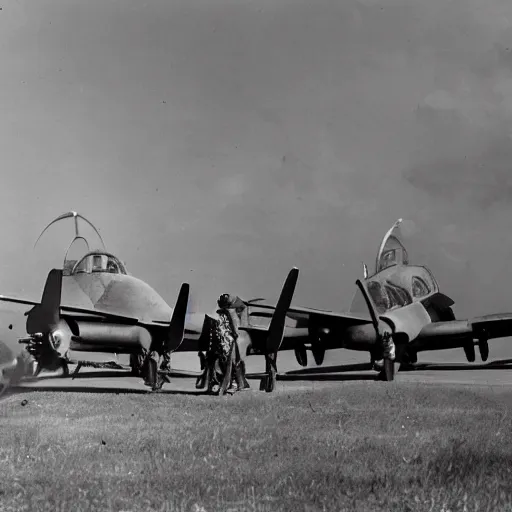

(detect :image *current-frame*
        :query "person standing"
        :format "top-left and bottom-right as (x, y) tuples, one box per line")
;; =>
(204, 294), (250, 395)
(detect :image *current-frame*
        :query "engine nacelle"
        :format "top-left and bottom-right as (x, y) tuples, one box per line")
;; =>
(69, 321), (152, 352)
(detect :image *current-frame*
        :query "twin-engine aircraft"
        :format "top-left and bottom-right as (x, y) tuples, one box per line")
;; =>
(248, 219), (512, 390)
(0, 212), (298, 392)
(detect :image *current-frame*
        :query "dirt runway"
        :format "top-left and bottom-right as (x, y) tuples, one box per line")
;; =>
(6, 348), (512, 397)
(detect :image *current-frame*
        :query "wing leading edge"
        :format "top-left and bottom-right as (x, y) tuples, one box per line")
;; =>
(246, 302), (372, 325)
(410, 313), (512, 361)
(0, 294), (174, 327)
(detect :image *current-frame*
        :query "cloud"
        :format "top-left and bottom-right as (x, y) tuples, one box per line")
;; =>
(4, 0), (512, 318)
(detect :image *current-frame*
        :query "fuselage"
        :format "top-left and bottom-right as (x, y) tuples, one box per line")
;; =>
(295, 263), (457, 357)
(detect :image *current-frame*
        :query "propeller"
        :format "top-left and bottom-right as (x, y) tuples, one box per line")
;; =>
(165, 283), (190, 351)
(26, 269), (62, 335)
(355, 279), (396, 381)
(21, 269), (69, 375)
(260, 267), (300, 392)
(142, 282), (190, 391)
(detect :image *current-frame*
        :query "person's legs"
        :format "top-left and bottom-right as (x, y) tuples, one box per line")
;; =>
(233, 342), (250, 390)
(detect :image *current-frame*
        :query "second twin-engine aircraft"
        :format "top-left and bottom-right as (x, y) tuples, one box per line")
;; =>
(0, 212), (298, 392)
(248, 219), (512, 390)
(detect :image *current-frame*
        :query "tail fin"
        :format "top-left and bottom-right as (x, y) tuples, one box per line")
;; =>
(164, 283), (190, 352)
(265, 267), (299, 353)
(26, 269), (62, 335)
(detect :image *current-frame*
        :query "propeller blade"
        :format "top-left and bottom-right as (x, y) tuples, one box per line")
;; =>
(355, 279), (380, 336)
(266, 267), (299, 353)
(259, 267), (299, 393)
(26, 269), (63, 335)
(355, 279), (396, 381)
(165, 283), (190, 352)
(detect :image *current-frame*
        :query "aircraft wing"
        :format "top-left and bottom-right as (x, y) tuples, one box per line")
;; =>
(242, 302), (374, 353)
(247, 302), (372, 325)
(0, 293), (161, 326)
(415, 314), (512, 343)
(470, 313), (512, 339)
(0, 295), (40, 308)
(410, 313), (512, 361)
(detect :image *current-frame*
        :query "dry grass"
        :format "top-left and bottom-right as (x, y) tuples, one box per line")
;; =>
(0, 382), (511, 512)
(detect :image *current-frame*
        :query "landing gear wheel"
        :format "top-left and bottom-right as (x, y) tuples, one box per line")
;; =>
(144, 356), (158, 389)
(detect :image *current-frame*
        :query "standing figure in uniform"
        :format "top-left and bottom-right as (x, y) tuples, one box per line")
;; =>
(198, 294), (250, 395)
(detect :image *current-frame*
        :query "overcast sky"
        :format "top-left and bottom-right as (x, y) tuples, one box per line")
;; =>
(1, 0), (512, 318)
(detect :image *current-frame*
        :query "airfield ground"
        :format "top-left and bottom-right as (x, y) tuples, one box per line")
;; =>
(1, 368), (512, 512)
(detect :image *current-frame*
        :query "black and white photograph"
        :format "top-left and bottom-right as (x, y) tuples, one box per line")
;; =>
(1, 0), (512, 510)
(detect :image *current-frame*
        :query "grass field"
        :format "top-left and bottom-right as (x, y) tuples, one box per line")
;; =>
(1, 382), (511, 512)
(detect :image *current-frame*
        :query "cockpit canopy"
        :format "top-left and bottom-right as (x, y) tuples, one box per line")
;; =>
(349, 266), (438, 315)
(70, 251), (127, 276)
